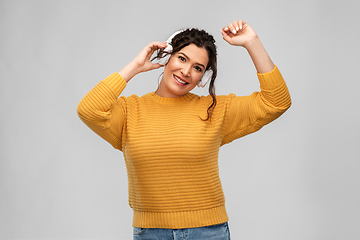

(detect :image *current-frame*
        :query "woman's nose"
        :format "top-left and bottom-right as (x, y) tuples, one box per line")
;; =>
(181, 65), (191, 77)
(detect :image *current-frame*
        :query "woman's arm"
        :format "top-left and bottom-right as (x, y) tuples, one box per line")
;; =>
(221, 19), (274, 73)
(77, 72), (127, 150)
(219, 19), (291, 145)
(77, 42), (167, 150)
(118, 41), (167, 82)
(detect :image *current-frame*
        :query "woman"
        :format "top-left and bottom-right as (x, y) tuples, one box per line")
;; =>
(77, 19), (291, 240)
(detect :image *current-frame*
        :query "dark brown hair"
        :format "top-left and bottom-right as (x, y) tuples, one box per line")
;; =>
(158, 28), (217, 121)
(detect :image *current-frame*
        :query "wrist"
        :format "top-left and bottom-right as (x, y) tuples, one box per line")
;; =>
(118, 61), (141, 83)
(243, 36), (260, 51)
(243, 37), (274, 73)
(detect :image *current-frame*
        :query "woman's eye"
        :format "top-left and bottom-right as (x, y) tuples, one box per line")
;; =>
(179, 56), (186, 62)
(194, 66), (202, 72)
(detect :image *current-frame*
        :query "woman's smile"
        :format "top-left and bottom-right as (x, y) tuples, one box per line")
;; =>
(173, 74), (189, 85)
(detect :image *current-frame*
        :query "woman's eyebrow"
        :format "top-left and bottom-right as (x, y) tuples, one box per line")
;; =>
(178, 52), (206, 69)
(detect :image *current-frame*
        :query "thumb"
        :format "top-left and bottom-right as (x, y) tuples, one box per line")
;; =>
(150, 62), (164, 70)
(221, 29), (232, 44)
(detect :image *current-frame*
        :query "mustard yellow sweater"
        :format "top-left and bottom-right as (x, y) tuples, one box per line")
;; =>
(77, 66), (291, 229)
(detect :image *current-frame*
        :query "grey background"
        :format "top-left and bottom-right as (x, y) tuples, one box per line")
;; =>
(1, 0), (359, 239)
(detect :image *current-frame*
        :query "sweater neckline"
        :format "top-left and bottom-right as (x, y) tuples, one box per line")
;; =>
(148, 92), (196, 104)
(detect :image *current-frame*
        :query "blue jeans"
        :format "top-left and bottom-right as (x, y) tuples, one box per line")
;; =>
(133, 222), (231, 240)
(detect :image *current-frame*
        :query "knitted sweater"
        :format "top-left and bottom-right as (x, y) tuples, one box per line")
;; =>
(77, 65), (291, 229)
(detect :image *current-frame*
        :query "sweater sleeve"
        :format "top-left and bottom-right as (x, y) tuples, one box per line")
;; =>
(221, 65), (291, 146)
(77, 72), (127, 151)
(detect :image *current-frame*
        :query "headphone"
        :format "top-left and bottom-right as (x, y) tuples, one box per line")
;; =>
(157, 30), (213, 88)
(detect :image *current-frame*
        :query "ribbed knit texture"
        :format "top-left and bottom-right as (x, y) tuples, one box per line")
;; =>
(77, 65), (291, 229)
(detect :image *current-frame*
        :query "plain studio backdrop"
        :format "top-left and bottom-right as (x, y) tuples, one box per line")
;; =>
(1, 0), (359, 239)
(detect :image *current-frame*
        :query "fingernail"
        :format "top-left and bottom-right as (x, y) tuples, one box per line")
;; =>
(236, 27), (239, 31)
(232, 30), (236, 34)
(225, 27), (228, 30)
(240, 25), (242, 30)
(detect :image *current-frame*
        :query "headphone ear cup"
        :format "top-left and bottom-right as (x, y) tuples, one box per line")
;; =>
(157, 45), (172, 65)
(158, 53), (170, 65)
(157, 30), (183, 66)
(198, 69), (213, 87)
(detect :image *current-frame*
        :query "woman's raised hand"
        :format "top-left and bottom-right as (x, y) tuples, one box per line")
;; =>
(221, 19), (258, 48)
(118, 41), (166, 82)
(221, 19), (274, 73)
(133, 41), (167, 72)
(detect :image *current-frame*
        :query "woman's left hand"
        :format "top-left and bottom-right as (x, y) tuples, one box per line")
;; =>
(221, 19), (258, 48)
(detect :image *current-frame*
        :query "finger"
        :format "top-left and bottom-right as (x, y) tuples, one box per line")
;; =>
(222, 26), (231, 34)
(147, 62), (164, 71)
(220, 29), (232, 44)
(149, 41), (167, 47)
(227, 23), (237, 35)
(233, 20), (240, 32)
(146, 42), (167, 58)
(153, 63), (164, 69)
(153, 42), (168, 51)
(146, 41), (167, 52)
(237, 19), (246, 30)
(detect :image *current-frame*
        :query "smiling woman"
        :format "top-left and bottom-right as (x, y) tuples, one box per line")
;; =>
(77, 19), (291, 240)
(156, 44), (209, 98)
(153, 28), (218, 120)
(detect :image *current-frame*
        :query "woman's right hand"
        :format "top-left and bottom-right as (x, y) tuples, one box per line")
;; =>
(134, 41), (167, 72)
(118, 41), (167, 82)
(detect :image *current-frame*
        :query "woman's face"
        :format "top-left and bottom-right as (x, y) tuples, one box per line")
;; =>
(156, 44), (209, 98)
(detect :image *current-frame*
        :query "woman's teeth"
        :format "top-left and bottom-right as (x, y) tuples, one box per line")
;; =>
(174, 75), (188, 84)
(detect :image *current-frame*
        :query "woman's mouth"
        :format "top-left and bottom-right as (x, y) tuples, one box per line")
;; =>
(174, 75), (189, 85)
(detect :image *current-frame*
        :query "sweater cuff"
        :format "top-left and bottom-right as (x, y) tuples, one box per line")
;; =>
(257, 65), (285, 90)
(101, 72), (127, 97)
